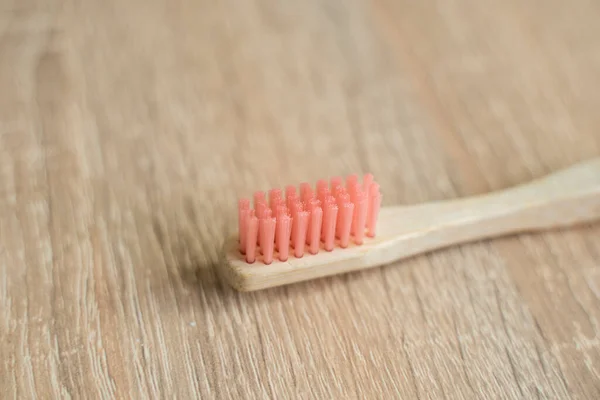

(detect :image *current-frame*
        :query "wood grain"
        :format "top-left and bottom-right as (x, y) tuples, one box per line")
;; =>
(1, 0), (599, 398)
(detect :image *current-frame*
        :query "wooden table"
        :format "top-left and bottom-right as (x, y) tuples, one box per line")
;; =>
(2, 0), (600, 398)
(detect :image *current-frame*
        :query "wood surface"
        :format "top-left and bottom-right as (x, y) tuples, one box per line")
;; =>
(1, 0), (600, 398)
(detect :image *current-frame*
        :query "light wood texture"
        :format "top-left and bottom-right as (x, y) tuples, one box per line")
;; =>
(2, 0), (600, 398)
(224, 158), (600, 291)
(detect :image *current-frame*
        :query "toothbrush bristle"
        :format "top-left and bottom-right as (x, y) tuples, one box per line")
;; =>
(309, 206), (323, 254)
(256, 201), (268, 219)
(275, 205), (288, 252)
(290, 200), (303, 247)
(339, 201), (354, 248)
(238, 199), (250, 254)
(300, 182), (312, 203)
(245, 213), (259, 263)
(346, 174), (358, 190)
(284, 186), (296, 208)
(316, 179), (328, 193)
(321, 195), (335, 242)
(323, 201), (338, 251)
(254, 191), (265, 209)
(305, 198), (320, 245)
(276, 214), (291, 261)
(367, 183), (382, 237)
(335, 189), (350, 239)
(353, 191), (368, 245)
(268, 189), (282, 212)
(294, 211), (309, 258)
(285, 185), (296, 199)
(330, 176), (342, 191)
(260, 217), (276, 264)
(237, 174), (382, 264)
(317, 182), (329, 207)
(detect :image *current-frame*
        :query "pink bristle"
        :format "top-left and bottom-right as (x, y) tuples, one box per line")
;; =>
(245, 214), (259, 263)
(332, 184), (344, 199)
(323, 202), (338, 251)
(253, 191), (265, 209)
(353, 191), (368, 245)
(239, 207), (250, 254)
(320, 196), (332, 241)
(274, 199), (285, 216)
(348, 179), (360, 205)
(285, 186), (296, 207)
(269, 189), (282, 212)
(258, 216), (265, 254)
(275, 205), (288, 251)
(317, 182), (329, 206)
(290, 200), (302, 215)
(300, 182), (313, 204)
(339, 202), (354, 248)
(318, 193), (329, 214)
(367, 184), (382, 237)
(363, 175), (374, 227)
(255, 202), (266, 246)
(316, 179), (328, 193)
(337, 192), (350, 204)
(304, 200), (313, 245)
(309, 207), (323, 254)
(346, 174), (358, 190)
(286, 193), (297, 211)
(293, 211), (309, 258)
(257, 207), (272, 248)
(238, 199), (250, 253)
(290, 202), (302, 247)
(300, 182), (311, 193)
(277, 214), (291, 261)
(268, 188), (281, 203)
(350, 190), (362, 236)
(290, 200), (303, 247)
(260, 217), (276, 264)
(351, 181), (361, 196)
(325, 194), (335, 204)
(276, 204), (288, 217)
(305, 198), (320, 245)
(256, 201), (268, 219)
(366, 182), (380, 229)
(330, 176), (342, 191)
(287, 216), (293, 246)
(327, 195), (337, 237)
(285, 185), (296, 199)
(335, 191), (350, 238)
(239, 198), (250, 210)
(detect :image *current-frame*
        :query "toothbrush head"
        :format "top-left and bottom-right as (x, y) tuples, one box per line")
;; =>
(221, 174), (382, 291)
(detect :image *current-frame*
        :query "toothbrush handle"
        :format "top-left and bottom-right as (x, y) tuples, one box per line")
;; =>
(376, 158), (600, 263)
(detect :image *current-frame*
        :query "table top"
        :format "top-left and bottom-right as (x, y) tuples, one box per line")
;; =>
(2, 1), (600, 398)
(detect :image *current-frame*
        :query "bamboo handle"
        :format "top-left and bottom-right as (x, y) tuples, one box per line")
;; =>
(374, 157), (600, 264)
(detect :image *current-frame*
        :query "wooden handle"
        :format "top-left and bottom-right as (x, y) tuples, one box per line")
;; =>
(222, 158), (600, 291)
(375, 157), (600, 263)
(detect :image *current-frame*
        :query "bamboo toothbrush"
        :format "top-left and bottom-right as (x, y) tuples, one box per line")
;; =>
(219, 158), (600, 292)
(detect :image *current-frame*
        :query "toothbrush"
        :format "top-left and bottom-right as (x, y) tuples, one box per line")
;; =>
(220, 158), (600, 292)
